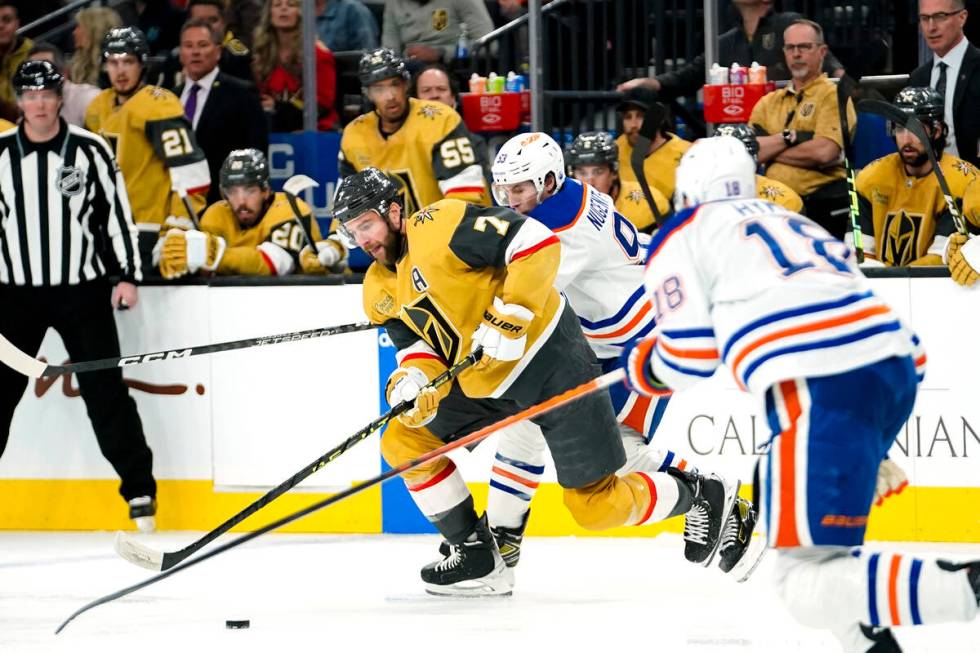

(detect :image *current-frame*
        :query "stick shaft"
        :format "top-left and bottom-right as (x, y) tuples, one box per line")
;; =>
(56, 367), (623, 634)
(631, 103), (667, 226)
(837, 75), (864, 262)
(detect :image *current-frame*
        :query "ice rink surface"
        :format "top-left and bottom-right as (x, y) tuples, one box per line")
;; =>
(2, 531), (978, 653)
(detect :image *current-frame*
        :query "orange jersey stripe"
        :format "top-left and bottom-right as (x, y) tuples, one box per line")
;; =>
(659, 338), (720, 360)
(587, 301), (653, 340)
(775, 380), (802, 548)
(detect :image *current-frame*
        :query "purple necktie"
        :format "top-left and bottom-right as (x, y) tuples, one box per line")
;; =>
(184, 83), (201, 122)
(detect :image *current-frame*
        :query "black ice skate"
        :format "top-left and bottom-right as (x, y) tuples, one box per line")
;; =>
(491, 510), (530, 569)
(422, 514), (512, 597)
(717, 497), (767, 582)
(669, 468), (738, 566)
(127, 496), (156, 534)
(937, 559), (980, 605)
(859, 624), (902, 652)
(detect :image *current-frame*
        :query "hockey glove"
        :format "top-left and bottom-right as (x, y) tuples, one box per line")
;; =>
(300, 237), (348, 273)
(620, 337), (671, 397)
(159, 229), (226, 279)
(151, 215), (196, 266)
(874, 458), (908, 506)
(471, 297), (533, 369)
(386, 366), (450, 428)
(947, 233), (980, 287)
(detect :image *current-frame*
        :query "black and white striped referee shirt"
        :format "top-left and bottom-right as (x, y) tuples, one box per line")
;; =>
(0, 119), (141, 286)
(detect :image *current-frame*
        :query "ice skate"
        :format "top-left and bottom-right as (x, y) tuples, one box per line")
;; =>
(669, 468), (738, 566)
(128, 496), (156, 533)
(422, 514), (512, 597)
(441, 510), (529, 569)
(836, 622), (902, 653)
(718, 497), (767, 581)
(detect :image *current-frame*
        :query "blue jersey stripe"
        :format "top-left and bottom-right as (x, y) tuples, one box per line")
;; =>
(494, 453), (545, 475)
(647, 396), (670, 442)
(646, 206), (700, 263)
(662, 326), (716, 339)
(909, 558), (923, 625)
(721, 291), (875, 360)
(579, 285), (647, 330)
(868, 553), (881, 626)
(658, 450), (675, 472)
(739, 321), (902, 387)
(489, 479), (532, 502)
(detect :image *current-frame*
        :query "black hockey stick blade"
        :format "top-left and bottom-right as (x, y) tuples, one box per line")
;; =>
(837, 74), (864, 262)
(631, 101), (667, 226)
(0, 321), (375, 379)
(857, 99), (967, 233)
(57, 365), (622, 635)
(113, 347), (484, 573)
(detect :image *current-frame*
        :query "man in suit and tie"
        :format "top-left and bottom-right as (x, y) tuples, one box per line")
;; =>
(910, 0), (980, 168)
(177, 18), (268, 205)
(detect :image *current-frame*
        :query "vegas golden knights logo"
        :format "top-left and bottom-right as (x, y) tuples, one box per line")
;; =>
(388, 170), (421, 218)
(402, 295), (461, 364)
(431, 9), (448, 31)
(882, 210), (923, 266)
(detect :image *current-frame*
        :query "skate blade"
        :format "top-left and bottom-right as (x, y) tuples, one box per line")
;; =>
(699, 480), (740, 568)
(730, 534), (767, 583)
(423, 566), (514, 597)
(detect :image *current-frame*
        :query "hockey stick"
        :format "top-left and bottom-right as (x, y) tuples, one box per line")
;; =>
(282, 174), (321, 252)
(837, 74), (864, 262)
(113, 348), (484, 572)
(174, 185), (201, 229)
(57, 366), (624, 634)
(630, 101), (667, 226)
(857, 98), (968, 235)
(0, 321), (375, 379)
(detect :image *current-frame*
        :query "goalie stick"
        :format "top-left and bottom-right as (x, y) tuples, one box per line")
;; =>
(113, 347), (484, 572)
(56, 367), (625, 634)
(0, 320), (375, 378)
(837, 73), (864, 262)
(857, 98), (968, 235)
(630, 100), (667, 227)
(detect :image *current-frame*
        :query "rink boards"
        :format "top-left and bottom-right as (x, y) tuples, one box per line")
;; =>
(0, 275), (977, 542)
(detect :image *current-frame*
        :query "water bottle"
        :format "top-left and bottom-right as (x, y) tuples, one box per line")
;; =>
(456, 22), (470, 61)
(505, 71), (520, 92)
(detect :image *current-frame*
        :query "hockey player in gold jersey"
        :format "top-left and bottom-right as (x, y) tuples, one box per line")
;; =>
(339, 48), (489, 214)
(856, 87), (978, 267)
(615, 87), (691, 200)
(85, 27), (210, 273)
(714, 123), (804, 213)
(159, 149), (345, 278)
(564, 131), (670, 232)
(335, 167), (744, 597)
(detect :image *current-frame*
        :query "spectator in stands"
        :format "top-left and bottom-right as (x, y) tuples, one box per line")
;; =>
(714, 122), (804, 212)
(855, 87), (978, 268)
(27, 43), (100, 127)
(750, 20), (855, 239)
(382, 0), (493, 66)
(617, 0), (844, 99)
(564, 131), (670, 233)
(159, 149), (347, 277)
(910, 0), (980, 169)
(133, 0), (188, 55)
(177, 19), (269, 205)
(315, 0), (379, 52)
(187, 0), (254, 83)
(0, 2), (32, 116)
(70, 6), (123, 87)
(86, 27), (211, 275)
(227, 0), (263, 49)
(340, 48), (489, 212)
(615, 87), (691, 201)
(253, 0), (338, 131)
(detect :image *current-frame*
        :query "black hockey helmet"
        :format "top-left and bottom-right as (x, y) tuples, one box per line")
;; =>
(101, 26), (150, 64)
(893, 86), (948, 153)
(12, 60), (64, 96)
(565, 131), (619, 172)
(219, 149), (270, 190)
(358, 48), (409, 87)
(332, 168), (401, 226)
(714, 123), (760, 161)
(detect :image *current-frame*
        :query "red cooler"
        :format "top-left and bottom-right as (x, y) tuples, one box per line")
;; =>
(703, 82), (775, 123)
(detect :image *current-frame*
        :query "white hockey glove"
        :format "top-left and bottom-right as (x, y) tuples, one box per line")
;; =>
(470, 297), (533, 369)
(874, 458), (908, 507)
(386, 366), (448, 428)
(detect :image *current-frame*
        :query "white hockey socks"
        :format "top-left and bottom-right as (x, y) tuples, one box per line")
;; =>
(617, 425), (693, 476)
(487, 421), (547, 529)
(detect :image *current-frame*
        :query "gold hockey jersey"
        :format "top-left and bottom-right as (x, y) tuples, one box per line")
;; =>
(85, 85), (210, 227)
(339, 98), (489, 212)
(200, 192), (324, 275)
(363, 199), (562, 399)
(615, 180), (669, 232)
(757, 174), (804, 212)
(856, 152), (978, 266)
(616, 132), (692, 200)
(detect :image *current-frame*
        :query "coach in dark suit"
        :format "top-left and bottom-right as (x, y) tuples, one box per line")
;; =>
(177, 18), (268, 204)
(910, 0), (980, 168)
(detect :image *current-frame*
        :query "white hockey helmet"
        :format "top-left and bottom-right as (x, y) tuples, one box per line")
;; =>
(491, 132), (566, 206)
(673, 135), (756, 212)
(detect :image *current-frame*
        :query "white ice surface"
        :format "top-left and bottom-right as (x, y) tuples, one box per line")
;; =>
(1, 531), (978, 653)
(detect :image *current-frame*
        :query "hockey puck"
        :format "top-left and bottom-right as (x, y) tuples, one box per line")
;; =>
(225, 619), (250, 629)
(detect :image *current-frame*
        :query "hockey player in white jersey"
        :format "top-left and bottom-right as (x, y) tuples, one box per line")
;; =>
(478, 132), (757, 579)
(622, 136), (980, 652)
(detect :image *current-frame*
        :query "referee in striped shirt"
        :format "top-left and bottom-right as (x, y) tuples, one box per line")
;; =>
(0, 61), (158, 531)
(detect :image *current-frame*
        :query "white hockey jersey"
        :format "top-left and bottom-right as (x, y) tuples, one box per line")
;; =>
(529, 178), (653, 359)
(642, 198), (926, 396)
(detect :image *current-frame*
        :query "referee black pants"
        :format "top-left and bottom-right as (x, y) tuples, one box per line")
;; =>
(0, 280), (156, 501)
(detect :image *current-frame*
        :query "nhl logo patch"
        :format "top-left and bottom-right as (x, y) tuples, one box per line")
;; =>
(55, 165), (85, 197)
